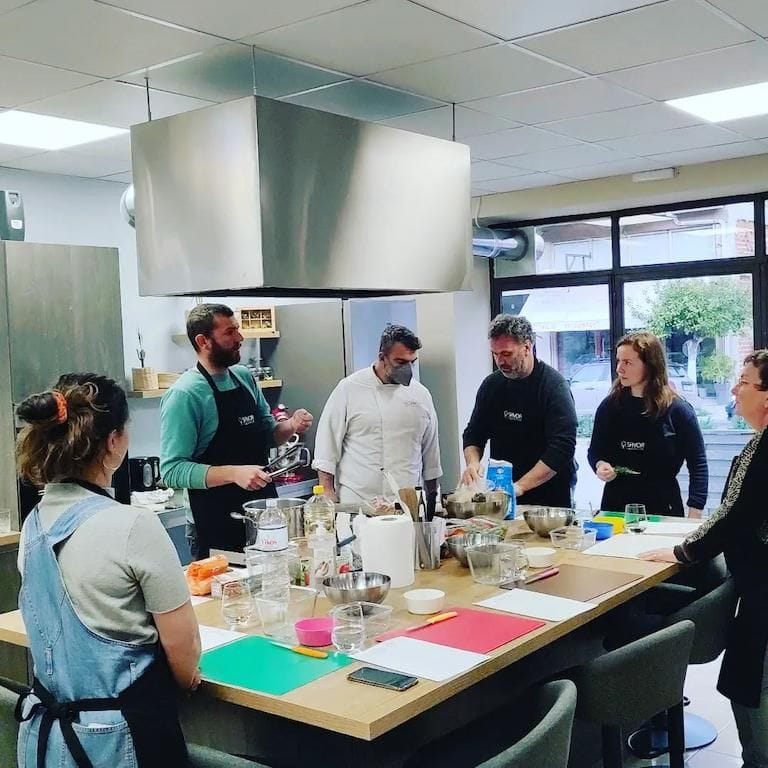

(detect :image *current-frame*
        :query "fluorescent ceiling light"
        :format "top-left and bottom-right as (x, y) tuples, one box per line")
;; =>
(0, 111), (126, 150)
(667, 81), (768, 122)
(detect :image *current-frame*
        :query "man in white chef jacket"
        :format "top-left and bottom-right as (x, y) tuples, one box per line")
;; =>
(313, 324), (442, 511)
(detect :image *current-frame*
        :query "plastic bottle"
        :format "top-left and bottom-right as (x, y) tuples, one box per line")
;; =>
(308, 529), (336, 590)
(256, 499), (290, 602)
(304, 485), (336, 537)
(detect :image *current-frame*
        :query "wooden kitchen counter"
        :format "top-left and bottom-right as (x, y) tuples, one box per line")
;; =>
(0, 531), (20, 548)
(0, 538), (680, 759)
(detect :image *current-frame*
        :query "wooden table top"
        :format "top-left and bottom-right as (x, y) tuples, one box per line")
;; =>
(0, 527), (681, 741)
(0, 532), (20, 548)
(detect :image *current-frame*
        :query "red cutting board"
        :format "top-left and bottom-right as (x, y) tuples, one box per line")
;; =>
(375, 607), (545, 654)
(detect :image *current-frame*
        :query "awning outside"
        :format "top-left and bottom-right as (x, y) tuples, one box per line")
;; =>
(502, 285), (610, 333)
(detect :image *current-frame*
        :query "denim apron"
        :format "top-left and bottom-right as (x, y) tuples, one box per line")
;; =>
(188, 363), (276, 558)
(16, 492), (188, 768)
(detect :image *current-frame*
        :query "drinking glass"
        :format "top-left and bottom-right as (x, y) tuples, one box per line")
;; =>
(330, 603), (366, 653)
(625, 504), (648, 534)
(0, 508), (11, 534)
(221, 581), (254, 629)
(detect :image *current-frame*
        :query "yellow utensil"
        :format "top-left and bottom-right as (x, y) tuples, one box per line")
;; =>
(406, 611), (458, 632)
(270, 641), (329, 659)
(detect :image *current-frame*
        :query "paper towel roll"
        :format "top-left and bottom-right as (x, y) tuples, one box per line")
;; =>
(359, 514), (414, 589)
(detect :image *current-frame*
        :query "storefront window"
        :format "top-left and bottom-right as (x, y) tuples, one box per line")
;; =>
(494, 218), (611, 278)
(619, 203), (754, 266)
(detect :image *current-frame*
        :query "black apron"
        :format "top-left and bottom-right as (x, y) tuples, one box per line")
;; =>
(600, 405), (684, 517)
(16, 651), (188, 768)
(188, 363), (276, 558)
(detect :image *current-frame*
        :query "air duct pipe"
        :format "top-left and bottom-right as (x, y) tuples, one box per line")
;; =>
(472, 226), (528, 260)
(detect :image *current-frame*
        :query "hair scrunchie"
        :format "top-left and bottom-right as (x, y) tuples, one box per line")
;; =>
(51, 391), (68, 424)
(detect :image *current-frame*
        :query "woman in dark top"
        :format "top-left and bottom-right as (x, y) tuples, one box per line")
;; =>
(588, 332), (708, 517)
(642, 350), (768, 768)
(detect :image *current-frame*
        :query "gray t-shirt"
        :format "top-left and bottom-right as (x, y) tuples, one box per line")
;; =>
(18, 483), (190, 645)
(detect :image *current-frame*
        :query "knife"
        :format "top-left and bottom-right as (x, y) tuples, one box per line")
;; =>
(524, 567), (559, 585)
(406, 611), (458, 632)
(270, 641), (328, 659)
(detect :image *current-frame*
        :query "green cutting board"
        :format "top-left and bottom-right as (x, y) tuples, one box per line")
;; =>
(201, 635), (353, 696)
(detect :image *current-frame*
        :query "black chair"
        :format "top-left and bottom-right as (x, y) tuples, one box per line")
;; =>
(628, 576), (738, 757)
(570, 620), (695, 768)
(475, 680), (577, 768)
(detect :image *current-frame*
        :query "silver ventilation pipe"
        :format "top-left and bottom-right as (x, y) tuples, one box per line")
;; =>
(472, 226), (528, 260)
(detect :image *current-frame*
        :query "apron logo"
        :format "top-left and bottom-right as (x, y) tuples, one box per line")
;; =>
(238, 414), (255, 426)
(503, 411), (523, 422)
(621, 440), (645, 451)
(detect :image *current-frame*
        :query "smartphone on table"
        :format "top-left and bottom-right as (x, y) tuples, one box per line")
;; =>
(347, 666), (418, 692)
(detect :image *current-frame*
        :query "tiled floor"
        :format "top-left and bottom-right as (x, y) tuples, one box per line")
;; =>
(592, 654), (744, 766)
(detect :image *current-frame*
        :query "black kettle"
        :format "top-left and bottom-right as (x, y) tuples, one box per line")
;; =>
(128, 456), (161, 492)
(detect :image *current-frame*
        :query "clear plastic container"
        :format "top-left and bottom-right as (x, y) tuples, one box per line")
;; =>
(359, 602), (394, 639)
(255, 585), (318, 641)
(304, 485), (336, 536)
(549, 526), (597, 551)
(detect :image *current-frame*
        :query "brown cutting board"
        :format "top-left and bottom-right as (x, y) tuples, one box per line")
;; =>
(522, 564), (643, 602)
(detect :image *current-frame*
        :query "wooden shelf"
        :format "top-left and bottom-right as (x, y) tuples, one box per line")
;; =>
(172, 330), (280, 346)
(128, 380), (283, 399)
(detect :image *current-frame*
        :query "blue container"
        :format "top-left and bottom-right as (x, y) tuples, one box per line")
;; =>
(583, 521), (613, 541)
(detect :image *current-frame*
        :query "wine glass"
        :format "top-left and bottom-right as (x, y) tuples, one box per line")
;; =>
(221, 581), (254, 629)
(625, 504), (648, 534)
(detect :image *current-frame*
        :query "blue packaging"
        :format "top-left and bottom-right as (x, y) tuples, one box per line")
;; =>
(486, 460), (516, 520)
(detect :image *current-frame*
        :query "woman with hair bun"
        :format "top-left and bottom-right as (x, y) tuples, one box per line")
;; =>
(14, 373), (200, 768)
(588, 332), (708, 517)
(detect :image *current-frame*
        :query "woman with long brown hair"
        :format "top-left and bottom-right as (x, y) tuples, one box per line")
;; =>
(14, 373), (200, 768)
(588, 332), (708, 517)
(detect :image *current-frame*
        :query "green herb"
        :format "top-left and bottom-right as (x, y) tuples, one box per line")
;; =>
(614, 466), (640, 476)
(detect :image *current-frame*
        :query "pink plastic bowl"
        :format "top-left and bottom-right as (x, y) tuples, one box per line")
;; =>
(294, 617), (333, 647)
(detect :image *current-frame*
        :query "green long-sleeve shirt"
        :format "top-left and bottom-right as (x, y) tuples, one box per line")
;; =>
(159, 365), (276, 490)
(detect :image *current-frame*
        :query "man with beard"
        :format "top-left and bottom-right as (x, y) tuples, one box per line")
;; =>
(160, 304), (312, 558)
(461, 314), (577, 508)
(313, 324), (442, 511)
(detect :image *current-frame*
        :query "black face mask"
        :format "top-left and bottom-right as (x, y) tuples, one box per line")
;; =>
(388, 362), (413, 386)
(209, 337), (240, 368)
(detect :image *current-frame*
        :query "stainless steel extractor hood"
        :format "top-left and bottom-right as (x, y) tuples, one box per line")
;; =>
(130, 96), (472, 298)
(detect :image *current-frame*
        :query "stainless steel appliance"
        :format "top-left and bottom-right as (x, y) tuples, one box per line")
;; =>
(130, 95), (471, 298)
(0, 242), (127, 529)
(129, 456), (161, 492)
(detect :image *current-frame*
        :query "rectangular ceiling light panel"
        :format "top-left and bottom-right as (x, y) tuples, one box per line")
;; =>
(668, 81), (768, 122)
(0, 110), (127, 150)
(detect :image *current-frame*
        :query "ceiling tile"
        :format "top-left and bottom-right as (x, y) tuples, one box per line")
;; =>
(371, 43), (580, 103)
(604, 40), (768, 101)
(646, 140), (768, 166)
(471, 161), (531, 182)
(0, 0), (32, 11)
(723, 114), (768, 139)
(122, 43), (345, 102)
(709, 0), (768, 36)
(0, 56), (97, 107)
(5, 150), (131, 177)
(542, 103), (702, 142)
(282, 80), (442, 121)
(68, 134), (131, 166)
(602, 124), (746, 156)
(0, 144), (41, 163)
(466, 78), (648, 124)
(97, 0), (361, 39)
(517, 0), (754, 75)
(100, 171), (133, 183)
(22, 81), (213, 129)
(0, 0), (221, 78)
(466, 126), (578, 160)
(558, 157), (671, 180)
(474, 172), (572, 192)
(500, 143), (630, 172)
(415, 0), (664, 40)
(380, 106), (520, 140)
(244, 0), (495, 77)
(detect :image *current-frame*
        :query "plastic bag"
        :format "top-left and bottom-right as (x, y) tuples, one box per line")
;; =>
(486, 459), (516, 520)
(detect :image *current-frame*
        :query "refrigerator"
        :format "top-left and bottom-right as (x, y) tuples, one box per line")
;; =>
(0, 242), (128, 533)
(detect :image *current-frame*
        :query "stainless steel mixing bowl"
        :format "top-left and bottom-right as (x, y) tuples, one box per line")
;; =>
(322, 572), (391, 605)
(446, 531), (506, 567)
(522, 507), (575, 536)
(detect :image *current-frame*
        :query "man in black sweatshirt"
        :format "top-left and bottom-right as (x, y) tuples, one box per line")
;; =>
(462, 315), (577, 507)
